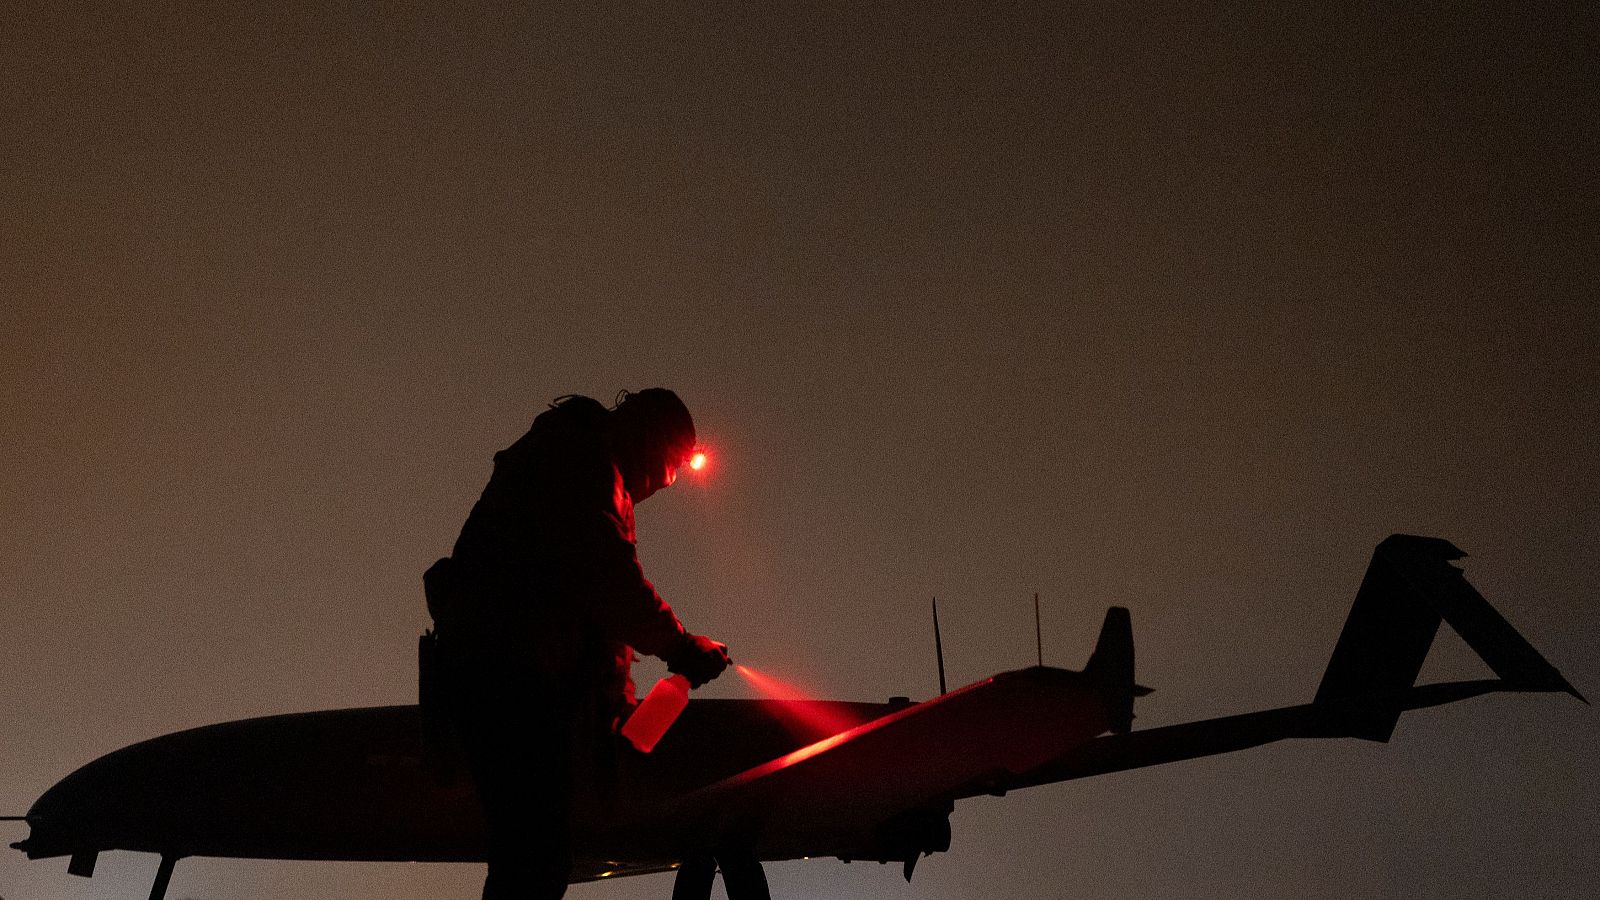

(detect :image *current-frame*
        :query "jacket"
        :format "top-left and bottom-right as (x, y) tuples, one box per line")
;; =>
(438, 396), (687, 710)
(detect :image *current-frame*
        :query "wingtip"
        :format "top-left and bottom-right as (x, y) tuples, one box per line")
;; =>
(1546, 669), (1587, 705)
(1528, 672), (1586, 705)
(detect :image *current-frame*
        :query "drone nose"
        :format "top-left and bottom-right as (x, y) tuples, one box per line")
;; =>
(16, 771), (106, 859)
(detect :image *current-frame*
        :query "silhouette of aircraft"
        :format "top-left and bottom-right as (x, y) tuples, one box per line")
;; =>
(7, 535), (1585, 899)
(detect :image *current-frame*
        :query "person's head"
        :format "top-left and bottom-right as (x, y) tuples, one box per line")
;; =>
(609, 388), (696, 501)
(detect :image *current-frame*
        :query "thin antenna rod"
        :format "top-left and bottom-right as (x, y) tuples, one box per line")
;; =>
(1034, 592), (1043, 667)
(932, 597), (948, 695)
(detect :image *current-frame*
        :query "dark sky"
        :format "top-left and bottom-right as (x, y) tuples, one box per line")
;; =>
(3, 3), (1596, 898)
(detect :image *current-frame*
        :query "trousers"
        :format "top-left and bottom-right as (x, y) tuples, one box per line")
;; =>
(449, 654), (590, 900)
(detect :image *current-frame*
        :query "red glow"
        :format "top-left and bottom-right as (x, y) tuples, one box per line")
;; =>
(689, 452), (706, 471)
(736, 664), (809, 699)
(735, 664), (860, 737)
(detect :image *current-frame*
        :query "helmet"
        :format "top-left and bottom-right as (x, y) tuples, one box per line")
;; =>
(613, 388), (696, 468)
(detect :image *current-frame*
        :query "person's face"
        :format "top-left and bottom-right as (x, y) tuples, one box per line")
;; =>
(612, 407), (692, 502)
(629, 452), (679, 502)
(619, 432), (691, 502)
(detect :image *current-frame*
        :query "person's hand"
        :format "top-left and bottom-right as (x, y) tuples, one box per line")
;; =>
(667, 633), (731, 688)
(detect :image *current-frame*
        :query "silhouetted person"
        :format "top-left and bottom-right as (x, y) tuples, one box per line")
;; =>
(426, 389), (730, 900)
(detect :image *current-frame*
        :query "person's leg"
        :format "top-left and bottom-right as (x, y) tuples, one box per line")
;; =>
(670, 856), (717, 900)
(457, 674), (578, 900)
(716, 853), (772, 900)
(478, 773), (572, 900)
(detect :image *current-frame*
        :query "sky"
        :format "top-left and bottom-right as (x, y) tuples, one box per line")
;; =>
(2, 3), (1596, 898)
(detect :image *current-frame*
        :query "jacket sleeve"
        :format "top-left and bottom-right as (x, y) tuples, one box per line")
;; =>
(548, 458), (688, 659)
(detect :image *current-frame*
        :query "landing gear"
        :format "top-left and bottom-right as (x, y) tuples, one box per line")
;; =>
(148, 854), (178, 900)
(670, 853), (772, 900)
(60, 849), (179, 899)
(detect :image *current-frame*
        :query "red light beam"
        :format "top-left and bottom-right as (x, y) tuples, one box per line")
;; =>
(735, 664), (861, 738)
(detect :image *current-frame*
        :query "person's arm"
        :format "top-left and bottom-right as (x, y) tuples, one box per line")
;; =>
(548, 456), (687, 657)
(546, 445), (729, 685)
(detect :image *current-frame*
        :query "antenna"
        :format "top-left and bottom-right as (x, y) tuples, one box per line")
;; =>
(932, 597), (948, 695)
(1034, 592), (1043, 667)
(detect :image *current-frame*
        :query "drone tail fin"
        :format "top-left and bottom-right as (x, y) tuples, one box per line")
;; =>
(1314, 534), (1584, 741)
(1085, 607), (1154, 735)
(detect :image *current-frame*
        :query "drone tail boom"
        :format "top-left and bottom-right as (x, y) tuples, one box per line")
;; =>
(990, 534), (1583, 796)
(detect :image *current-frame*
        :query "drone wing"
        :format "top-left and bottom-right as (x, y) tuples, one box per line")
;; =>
(611, 663), (1115, 863)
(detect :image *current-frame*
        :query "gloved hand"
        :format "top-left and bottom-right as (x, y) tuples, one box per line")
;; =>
(666, 633), (731, 688)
